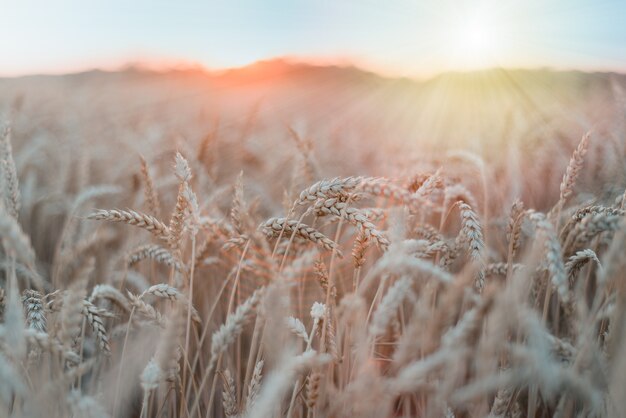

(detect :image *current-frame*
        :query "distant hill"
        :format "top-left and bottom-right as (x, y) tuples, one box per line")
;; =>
(1, 59), (624, 151)
(5, 58), (623, 91)
(2, 59), (624, 101)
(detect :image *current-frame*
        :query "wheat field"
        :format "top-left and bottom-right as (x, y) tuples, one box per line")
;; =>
(0, 68), (626, 418)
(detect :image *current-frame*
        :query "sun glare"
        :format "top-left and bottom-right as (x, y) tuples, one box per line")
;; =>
(438, 9), (504, 70)
(463, 20), (494, 54)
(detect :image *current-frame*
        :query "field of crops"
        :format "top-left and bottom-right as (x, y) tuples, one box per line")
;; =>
(0, 65), (625, 417)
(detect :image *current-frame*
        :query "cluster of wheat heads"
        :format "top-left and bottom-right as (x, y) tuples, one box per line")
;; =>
(1, 120), (626, 418)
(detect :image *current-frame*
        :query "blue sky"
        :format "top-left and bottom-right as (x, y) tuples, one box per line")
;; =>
(2, 0), (625, 76)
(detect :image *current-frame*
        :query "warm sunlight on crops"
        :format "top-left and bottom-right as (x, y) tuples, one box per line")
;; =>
(1, 1), (626, 417)
(1, 63), (626, 417)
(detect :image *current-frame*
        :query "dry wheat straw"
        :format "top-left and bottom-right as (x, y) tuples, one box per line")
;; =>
(139, 155), (161, 217)
(414, 169), (443, 199)
(359, 177), (411, 203)
(0, 207), (36, 266)
(313, 199), (390, 250)
(88, 209), (171, 242)
(82, 300), (111, 354)
(0, 126), (20, 218)
(507, 199), (525, 257)
(245, 359), (264, 413)
(221, 370), (239, 417)
(155, 307), (184, 382)
(168, 154), (190, 251)
(364, 243), (455, 292)
(324, 315), (340, 362)
(128, 244), (184, 272)
(139, 360), (160, 418)
(261, 217), (342, 256)
(445, 184), (479, 211)
(141, 284), (201, 324)
(489, 387), (519, 418)
(22, 289), (46, 332)
(361, 207), (387, 222)
(298, 177), (362, 204)
(313, 259), (335, 299)
(89, 285), (131, 312)
(456, 202), (485, 287)
(59, 284), (87, 351)
(127, 292), (165, 327)
(352, 230), (370, 269)
(555, 132), (591, 215)
(565, 249), (601, 279)
(560, 205), (624, 240)
(231, 171), (246, 234)
(247, 351), (331, 418)
(305, 371), (321, 409)
(485, 262), (524, 278)
(529, 212), (569, 302)
(140, 358), (162, 394)
(370, 276), (412, 337)
(286, 316), (309, 343)
(564, 211), (621, 253)
(22, 329), (81, 363)
(208, 288), (263, 373)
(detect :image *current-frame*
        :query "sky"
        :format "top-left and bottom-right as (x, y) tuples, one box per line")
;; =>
(1, 0), (625, 77)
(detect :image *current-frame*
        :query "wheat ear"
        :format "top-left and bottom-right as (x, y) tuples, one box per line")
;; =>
(127, 244), (184, 272)
(88, 209), (171, 242)
(139, 155), (161, 217)
(261, 217), (343, 256)
(82, 300), (111, 354)
(0, 125), (20, 218)
(22, 290), (46, 332)
(208, 288), (263, 373)
(552, 132), (591, 222)
(221, 369), (239, 417)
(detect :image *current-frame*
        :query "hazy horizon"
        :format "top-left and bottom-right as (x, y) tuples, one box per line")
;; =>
(3, 56), (626, 82)
(3, 0), (626, 78)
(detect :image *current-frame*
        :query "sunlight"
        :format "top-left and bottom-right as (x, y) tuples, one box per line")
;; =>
(439, 9), (504, 70)
(463, 19), (495, 55)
